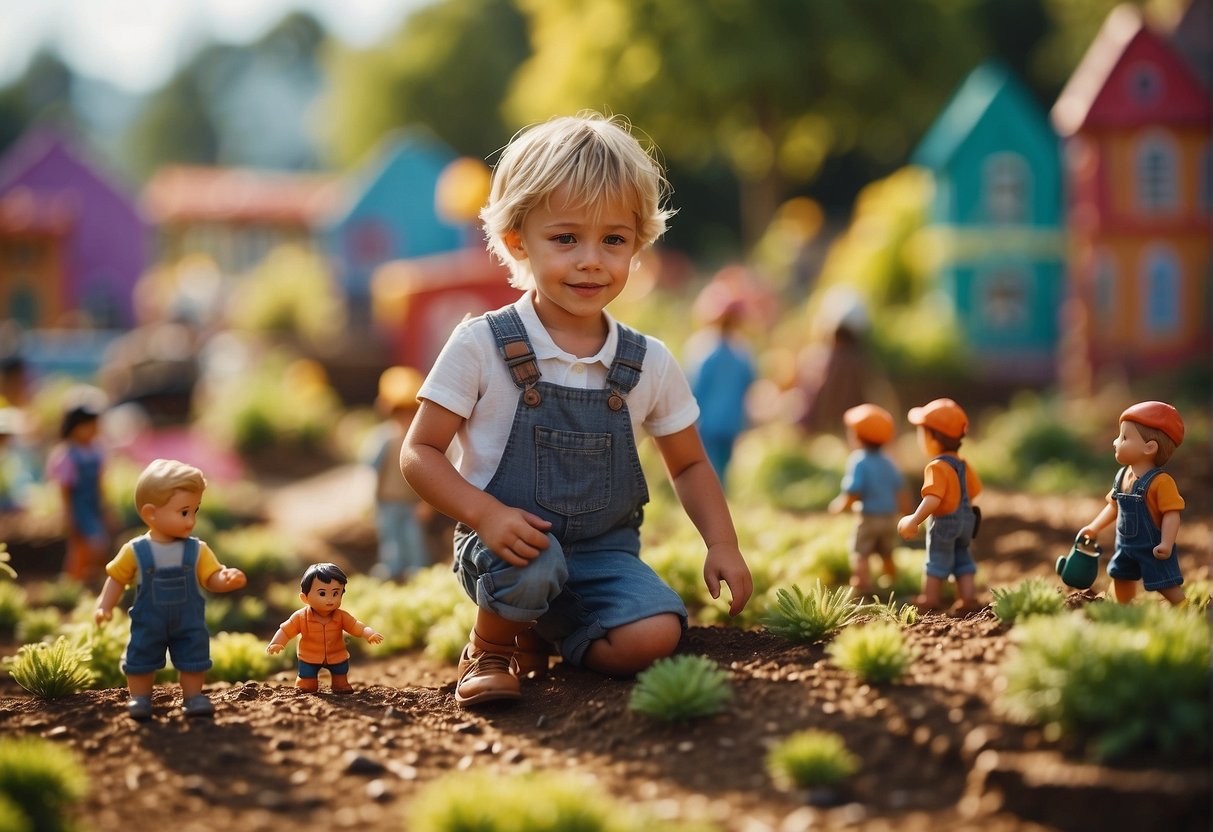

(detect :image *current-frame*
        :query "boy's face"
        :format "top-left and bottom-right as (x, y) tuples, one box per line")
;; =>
(1114, 420), (1155, 466)
(142, 488), (202, 541)
(506, 183), (639, 332)
(301, 579), (345, 615)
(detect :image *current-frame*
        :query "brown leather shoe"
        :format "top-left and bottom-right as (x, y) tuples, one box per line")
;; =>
(514, 628), (556, 678)
(331, 675), (354, 694)
(294, 677), (319, 693)
(455, 634), (520, 706)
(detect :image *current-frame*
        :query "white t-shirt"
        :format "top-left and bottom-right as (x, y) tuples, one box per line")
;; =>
(419, 293), (700, 489)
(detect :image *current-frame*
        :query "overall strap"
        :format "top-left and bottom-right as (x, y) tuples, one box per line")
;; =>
(132, 537), (155, 575)
(605, 324), (647, 395)
(1131, 467), (1162, 495)
(181, 536), (200, 572)
(934, 455), (968, 504)
(486, 308), (541, 391)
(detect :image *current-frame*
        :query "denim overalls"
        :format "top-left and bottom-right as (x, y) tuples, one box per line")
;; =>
(1106, 466), (1183, 591)
(121, 536), (213, 676)
(66, 443), (105, 540)
(923, 455), (977, 579)
(454, 307), (687, 665)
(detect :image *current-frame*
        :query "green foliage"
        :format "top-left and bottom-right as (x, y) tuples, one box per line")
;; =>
(827, 621), (915, 684)
(209, 632), (283, 683)
(15, 609), (61, 645)
(990, 577), (1067, 624)
(423, 604), (478, 665)
(226, 246), (346, 344)
(1183, 579), (1210, 613)
(34, 578), (86, 612)
(0, 543), (15, 581)
(766, 730), (859, 791)
(6, 638), (94, 699)
(763, 581), (861, 644)
(629, 655), (733, 722)
(351, 568), (468, 657)
(0, 737), (87, 832)
(0, 793), (30, 832)
(744, 443), (840, 513)
(0, 581), (27, 633)
(205, 596), (268, 634)
(1001, 603), (1209, 760)
(71, 616), (130, 691)
(213, 525), (300, 582)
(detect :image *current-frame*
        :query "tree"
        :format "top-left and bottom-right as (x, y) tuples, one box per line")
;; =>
(320, 0), (530, 168)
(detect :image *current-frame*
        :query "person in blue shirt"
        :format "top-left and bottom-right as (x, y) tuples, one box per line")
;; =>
(684, 300), (756, 484)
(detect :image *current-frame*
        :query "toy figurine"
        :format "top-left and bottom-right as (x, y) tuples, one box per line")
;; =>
(266, 563), (384, 693)
(94, 459), (247, 720)
(897, 398), (982, 615)
(829, 403), (910, 596)
(48, 402), (110, 583)
(1077, 401), (1186, 605)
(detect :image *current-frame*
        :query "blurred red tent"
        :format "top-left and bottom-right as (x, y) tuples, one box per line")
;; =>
(371, 248), (521, 371)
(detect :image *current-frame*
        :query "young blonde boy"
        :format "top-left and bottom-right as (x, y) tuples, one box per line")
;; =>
(1078, 401), (1186, 605)
(94, 459), (246, 720)
(401, 112), (752, 706)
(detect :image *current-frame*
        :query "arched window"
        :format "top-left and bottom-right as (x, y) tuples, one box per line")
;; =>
(984, 153), (1030, 224)
(1135, 132), (1179, 214)
(1140, 245), (1181, 335)
(980, 267), (1029, 329)
(1126, 61), (1164, 105)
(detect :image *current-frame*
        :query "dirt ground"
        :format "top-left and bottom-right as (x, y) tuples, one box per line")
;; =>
(1, 471), (1209, 832)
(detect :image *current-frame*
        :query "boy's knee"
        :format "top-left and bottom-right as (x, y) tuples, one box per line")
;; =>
(588, 614), (683, 675)
(489, 535), (568, 612)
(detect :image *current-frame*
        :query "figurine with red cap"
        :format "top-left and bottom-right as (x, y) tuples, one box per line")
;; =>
(897, 398), (983, 615)
(1077, 401), (1186, 605)
(830, 404), (910, 596)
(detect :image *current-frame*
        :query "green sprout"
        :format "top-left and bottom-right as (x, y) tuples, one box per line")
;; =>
(629, 655), (733, 721)
(5, 637), (94, 700)
(0, 737), (88, 832)
(766, 730), (859, 791)
(827, 621), (915, 684)
(990, 577), (1066, 624)
(763, 581), (861, 643)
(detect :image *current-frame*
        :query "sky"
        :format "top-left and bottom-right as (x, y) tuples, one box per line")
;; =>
(0, 0), (434, 94)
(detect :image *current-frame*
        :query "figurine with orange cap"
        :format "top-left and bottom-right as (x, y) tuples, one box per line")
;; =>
(363, 366), (430, 580)
(897, 398), (982, 615)
(1077, 401), (1186, 605)
(830, 404), (910, 596)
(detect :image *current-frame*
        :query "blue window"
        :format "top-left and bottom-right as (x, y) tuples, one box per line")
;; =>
(1135, 133), (1178, 214)
(1141, 246), (1180, 335)
(983, 153), (1030, 224)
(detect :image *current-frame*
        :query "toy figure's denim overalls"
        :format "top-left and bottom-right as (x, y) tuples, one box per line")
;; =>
(122, 537), (213, 675)
(923, 456), (977, 579)
(1106, 466), (1183, 591)
(453, 308), (687, 666)
(67, 443), (104, 540)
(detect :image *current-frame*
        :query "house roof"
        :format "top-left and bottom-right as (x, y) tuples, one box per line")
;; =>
(911, 62), (1048, 170)
(142, 165), (343, 227)
(1052, 3), (1211, 136)
(0, 187), (75, 236)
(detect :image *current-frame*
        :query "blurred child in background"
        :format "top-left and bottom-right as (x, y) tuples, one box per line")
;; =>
(47, 401), (110, 583)
(684, 297), (755, 483)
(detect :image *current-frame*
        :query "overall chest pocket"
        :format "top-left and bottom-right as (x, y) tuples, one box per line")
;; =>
(150, 572), (188, 606)
(1115, 495), (1141, 539)
(534, 426), (612, 515)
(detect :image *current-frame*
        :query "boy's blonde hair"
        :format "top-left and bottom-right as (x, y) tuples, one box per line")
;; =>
(134, 458), (207, 512)
(481, 111), (674, 290)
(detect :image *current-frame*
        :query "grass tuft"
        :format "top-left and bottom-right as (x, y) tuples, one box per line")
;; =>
(766, 730), (859, 790)
(629, 654), (733, 721)
(990, 577), (1066, 624)
(5, 637), (94, 699)
(827, 621), (915, 683)
(208, 632), (283, 682)
(763, 581), (860, 643)
(0, 737), (88, 832)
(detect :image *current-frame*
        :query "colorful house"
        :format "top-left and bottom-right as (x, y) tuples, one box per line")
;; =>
(911, 61), (1066, 380)
(323, 132), (472, 322)
(1052, 4), (1211, 379)
(0, 130), (147, 329)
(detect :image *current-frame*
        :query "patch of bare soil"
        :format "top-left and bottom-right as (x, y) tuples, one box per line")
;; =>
(1, 486), (1209, 832)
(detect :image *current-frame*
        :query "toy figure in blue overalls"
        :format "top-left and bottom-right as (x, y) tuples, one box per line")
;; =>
(94, 459), (246, 720)
(47, 403), (109, 583)
(898, 398), (983, 616)
(401, 113), (753, 708)
(1077, 401), (1186, 605)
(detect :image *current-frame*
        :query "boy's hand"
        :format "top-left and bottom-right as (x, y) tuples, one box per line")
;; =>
(827, 495), (849, 514)
(1153, 543), (1173, 560)
(478, 504), (552, 567)
(367, 632), (385, 646)
(897, 515), (920, 539)
(266, 643), (284, 656)
(94, 607), (112, 626)
(210, 567), (247, 592)
(704, 543), (752, 616)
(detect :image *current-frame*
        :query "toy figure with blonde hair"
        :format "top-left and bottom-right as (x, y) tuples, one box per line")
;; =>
(94, 459), (246, 720)
(1077, 401), (1186, 605)
(401, 112), (752, 707)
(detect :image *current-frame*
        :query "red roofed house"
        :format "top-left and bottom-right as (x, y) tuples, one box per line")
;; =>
(1052, 3), (1211, 382)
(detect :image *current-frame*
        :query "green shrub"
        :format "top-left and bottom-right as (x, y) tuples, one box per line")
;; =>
(213, 525), (299, 582)
(629, 655), (732, 722)
(423, 604), (477, 665)
(0, 737), (87, 832)
(69, 615), (130, 690)
(205, 596), (268, 634)
(1001, 604), (1209, 760)
(208, 632), (281, 682)
(6, 638), (94, 699)
(352, 568), (467, 657)
(35, 578), (86, 612)
(763, 581), (861, 644)
(990, 577), (1066, 624)
(0, 581), (28, 633)
(15, 609), (61, 645)
(766, 730), (859, 791)
(827, 621), (915, 683)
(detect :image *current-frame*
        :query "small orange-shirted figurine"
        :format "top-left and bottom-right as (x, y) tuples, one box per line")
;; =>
(266, 563), (385, 692)
(1077, 401), (1186, 605)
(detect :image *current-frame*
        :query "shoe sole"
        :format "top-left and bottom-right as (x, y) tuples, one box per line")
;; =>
(454, 688), (521, 707)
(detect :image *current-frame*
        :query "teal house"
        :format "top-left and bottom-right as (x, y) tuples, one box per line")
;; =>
(324, 131), (470, 322)
(911, 62), (1065, 380)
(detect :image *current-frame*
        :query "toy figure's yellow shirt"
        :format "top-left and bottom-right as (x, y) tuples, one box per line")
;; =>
(104, 537), (223, 587)
(1106, 470), (1184, 528)
(920, 454), (982, 515)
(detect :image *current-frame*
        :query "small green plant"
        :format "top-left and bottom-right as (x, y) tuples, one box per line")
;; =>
(1183, 579), (1210, 613)
(763, 581), (861, 643)
(213, 525), (300, 582)
(68, 615), (130, 690)
(35, 577), (86, 611)
(423, 604), (478, 665)
(629, 655), (733, 721)
(855, 594), (918, 626)
(827, 621), (915, 683)
(208, 632), (281, 682)
(5, 637), (94, 699)
(205, 596), (268, 634)
(0, 581), (28, 633)
(15, 608), (62, 644)
(0, 737), (88, 832)
(766, 730), (859, 791)
(990, 577), (1066, 624)
(1001, 603), (1209, 760)
(0, 543), (15, 580)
